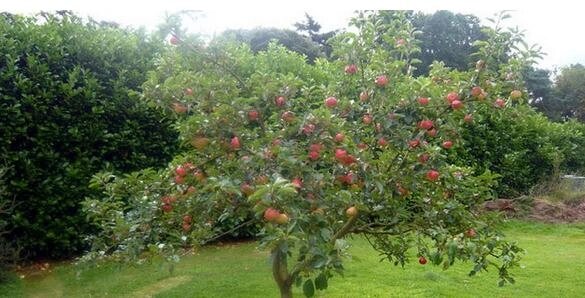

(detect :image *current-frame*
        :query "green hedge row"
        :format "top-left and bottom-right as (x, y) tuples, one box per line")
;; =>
(0, 12), (178, 259)
(451, 104), (585, 197)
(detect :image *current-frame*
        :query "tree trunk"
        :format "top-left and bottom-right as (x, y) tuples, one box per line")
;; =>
(278, 285), (293, 298)
(272, 242), (293, 298)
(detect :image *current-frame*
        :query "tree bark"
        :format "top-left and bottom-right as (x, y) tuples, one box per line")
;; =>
(272, 242), (293, 298)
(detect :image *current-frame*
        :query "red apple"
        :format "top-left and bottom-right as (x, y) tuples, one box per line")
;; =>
(172, 102), (187, 114)
(170, 35), (179, 45)
(291, 178), (302, 189)
(495, 98), (505, 108)
(161, 196), (175, 204)
(451, 100), (463, 110)
(337, 172), (356, 184)
(345, 64), (358, 74)
(442, 140), (453, 149)
(478, 91), (487, 101)
(174, 175), (185, 185)
(182, 223), (191, 232)
(378, 138), (388, 147)
(335, 149), (347, 160)
(184, 88), (193, 96)
(362, 114), (373, 125)
(248, 110), (259, 121)
(309, 143), (323, 152)
(281, 111), (295, 123)
(408, 139), (420, 149)
(419, 256), (427, 265)
(419, 120), (434, 130)
(465, 228), (477, 238)
(375, 75), (389, 87)
(426, 128), (438, 138)
(335, 149), (356, 165)
(162, 203), (173, 213)
(426, 170), (440, 182)
(230, 136), (241, 150)
(418, 153), (430, 164)
(275, 96), (286, 107)
(302, 124), (316, 135)
(334, 133), (345, 142)
(183, 215), (192, 223)
(446, 92), (460, 103)
(395, 38), (406, 47)
(417, 97), (430, 105)
(325, 96), (338, 108)
(308, 151), (320, 161)
(264, 208), (280, 222)
(175, 166), (187, 177)
(183, 162), (195, 171)
(397, 184), (409, 196)
(359, 91), (369, 102)
(470, 86), (483, 97)
(240, 183), (254, 196)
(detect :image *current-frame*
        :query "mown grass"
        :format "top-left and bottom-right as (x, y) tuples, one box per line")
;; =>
(1, 220), (584, 297)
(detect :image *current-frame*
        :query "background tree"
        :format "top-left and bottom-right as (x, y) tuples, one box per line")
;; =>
(408, 10), (487, 76)
(554, 64), (585, 121)
(525, 67), (561, 120)
(215, 27), (325, 63)
(294, 13), (338, 58)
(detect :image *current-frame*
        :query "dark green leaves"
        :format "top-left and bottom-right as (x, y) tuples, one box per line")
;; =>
(303, 279), (315, 297)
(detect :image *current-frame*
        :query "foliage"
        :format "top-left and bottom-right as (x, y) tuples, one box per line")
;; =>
(82, 11), (540, 297)
(0, 167), (18, 282)
(294, 13), (338, 58)
(452, 105), (577, 196)
(553, 64), (585, 121)
(214, 27), (325, 63)
(524, 67), (554, 115)
(0, 12), (178, 259)
(436, 12), (583, 197)
(408, 10), (487, 76)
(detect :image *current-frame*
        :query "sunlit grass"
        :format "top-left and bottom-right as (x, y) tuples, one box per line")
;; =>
(1, 220), (584, 297)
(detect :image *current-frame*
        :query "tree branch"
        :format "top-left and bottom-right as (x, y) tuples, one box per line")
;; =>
(330, 214), (359, 245)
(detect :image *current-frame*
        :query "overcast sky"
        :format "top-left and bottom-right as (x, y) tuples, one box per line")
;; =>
(3, 1), (582, 70)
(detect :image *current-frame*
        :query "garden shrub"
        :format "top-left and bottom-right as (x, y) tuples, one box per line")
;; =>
(452, 104), (585, 197)
(0, 12), (178, 259)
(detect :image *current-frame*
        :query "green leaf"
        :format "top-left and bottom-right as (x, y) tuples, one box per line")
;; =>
(315, 273), (328, 290)
(303, 279), (315, 297)
(295, 276), (303, 287)
(311, 255), (328, 269)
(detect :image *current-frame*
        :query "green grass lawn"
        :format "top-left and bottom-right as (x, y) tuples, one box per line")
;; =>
(2, 220), (584, 297)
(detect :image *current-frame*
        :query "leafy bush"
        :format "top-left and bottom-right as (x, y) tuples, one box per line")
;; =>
(452, 105), (585, 197)
(0, 168), (18, 282)
(0, 12), (178, 259)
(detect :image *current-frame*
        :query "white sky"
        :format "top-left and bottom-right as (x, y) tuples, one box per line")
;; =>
(2, 0), (583, 70)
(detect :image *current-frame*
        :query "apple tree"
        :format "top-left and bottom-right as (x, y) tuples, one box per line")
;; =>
(82, 11), (534, 297)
